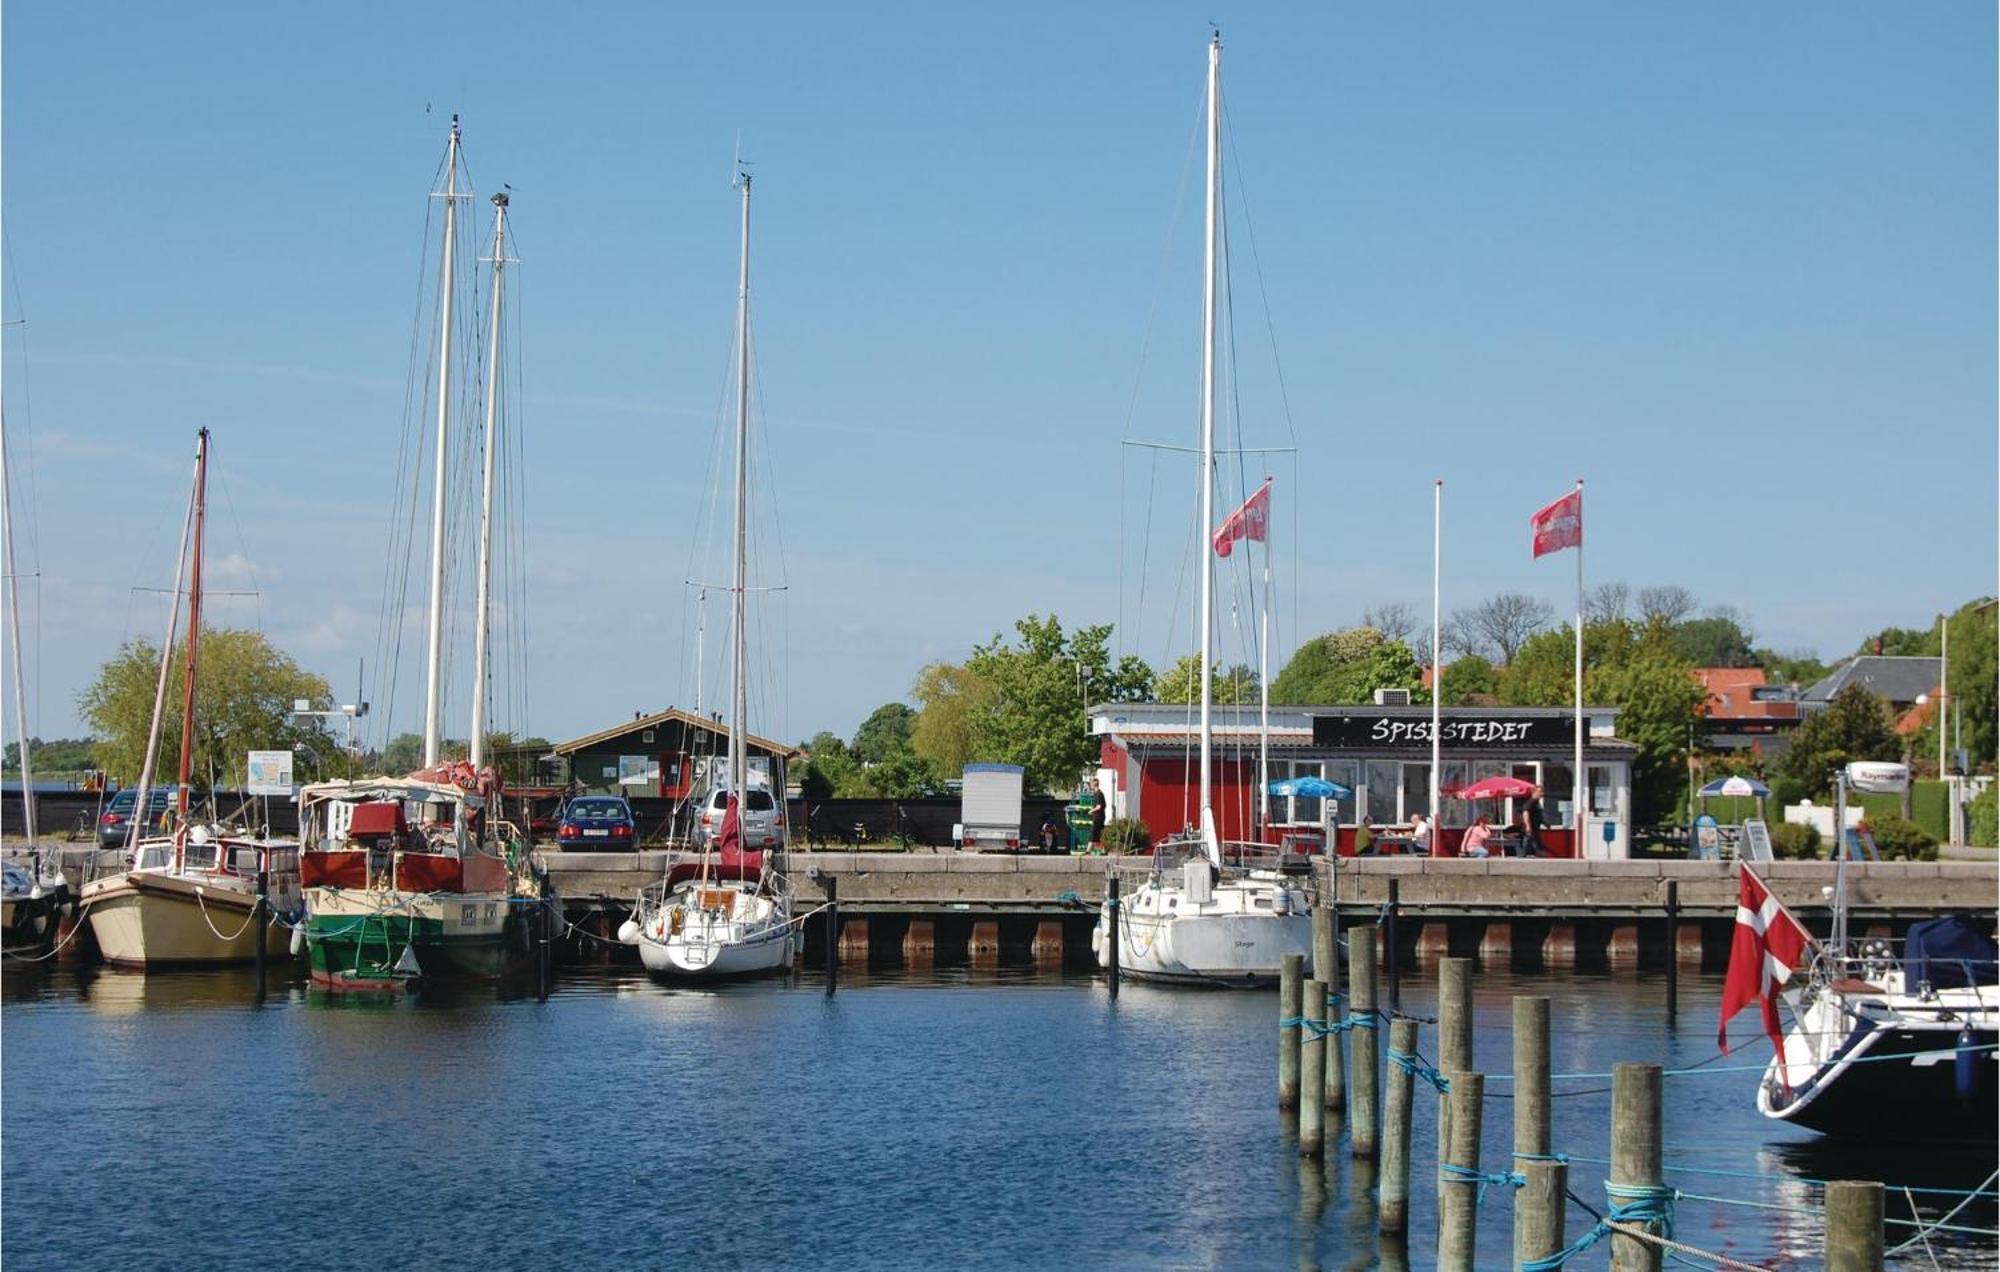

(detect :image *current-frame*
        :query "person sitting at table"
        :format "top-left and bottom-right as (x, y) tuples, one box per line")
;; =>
(1354, 816), (1378, 856)
(1461, 814), (1495, 858)
(1411, 812), (1434, 856)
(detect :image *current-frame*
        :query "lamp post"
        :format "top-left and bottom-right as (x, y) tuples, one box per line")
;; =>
(291, 699), (369, 778)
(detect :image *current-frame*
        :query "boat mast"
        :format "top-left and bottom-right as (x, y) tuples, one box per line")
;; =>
(730, 169), (751, 843)
(422, 116), (463, 769)
(0, 408), (34, 845)
(171, 428), (209, 870)
(468, 191), (510, 770)
(124, 449), (198, 859)
(1198, 33), (1221, 863)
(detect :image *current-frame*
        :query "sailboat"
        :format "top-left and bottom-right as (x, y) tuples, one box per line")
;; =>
(623, 169), (793, 979)
(298, 127), (555, 991)
(1, 403), (69, 959)
(1091, 34), (1313, 987)
(80, 430), (301, 967)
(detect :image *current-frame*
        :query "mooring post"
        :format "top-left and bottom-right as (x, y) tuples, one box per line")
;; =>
(1107, 873), (1120, 998)
(1348, 923), (1380, 1158)
(1514, 995), (1553, 1261)
(1379, 1015), (1417, 1234)
(1664, 880), (1679, 1025)
(823, 875), (839, 997)
(1385, 877), (1401, 1011)
(1317, 894), (1347, 1113)
(1611, 1063), (1664, 1272)
(1518, 1158), (1567, 1268)
(1437, 956), (1472, 1192)
(253, 859), (268, 1003)
(1300, 977), (1326, 1157)
(1437, 1069), (1484, 1271)
(1279, 952), (1304, 1114)
(1824, 1180), (1885, 1272)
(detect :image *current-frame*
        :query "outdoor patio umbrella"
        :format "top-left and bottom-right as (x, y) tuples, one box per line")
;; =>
(1698, 776), (1770, 798)
(1450, 775), (1537, 801)
(1267, 776), (1353, 799)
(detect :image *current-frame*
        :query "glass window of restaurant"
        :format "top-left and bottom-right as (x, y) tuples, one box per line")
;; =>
(1364, 760), (1399, 825)
(1542, 762), (1574, 826)
(1438, 760), (1472, 827)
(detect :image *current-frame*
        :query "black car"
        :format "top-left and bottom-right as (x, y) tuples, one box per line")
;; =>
(556, 795), (638, 849)
(96, 788), (182, 849)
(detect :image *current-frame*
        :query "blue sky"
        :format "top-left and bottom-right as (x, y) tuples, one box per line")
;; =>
(3, 3), (1994, 751)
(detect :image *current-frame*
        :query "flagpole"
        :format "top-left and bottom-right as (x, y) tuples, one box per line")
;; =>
(1573, 477), (1585, 855)
(1259, 495), (1271, 837)
(1431, 479), (1442, 835)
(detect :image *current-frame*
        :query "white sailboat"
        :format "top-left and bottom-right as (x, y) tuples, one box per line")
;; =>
(82, 430), (300, 968)
(625, 168), (793, 979)
(1092, 34), (1312, 987)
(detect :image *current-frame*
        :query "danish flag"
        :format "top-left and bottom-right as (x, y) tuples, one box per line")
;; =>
(1212, 479), (1271, 558)
(1718, 866), (1813, 1055)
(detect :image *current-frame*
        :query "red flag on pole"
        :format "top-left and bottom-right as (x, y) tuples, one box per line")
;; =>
(1530, 488), (1583, 559)
(1212, 479), (1272, 558)
(1718, 865), (1812, 1054)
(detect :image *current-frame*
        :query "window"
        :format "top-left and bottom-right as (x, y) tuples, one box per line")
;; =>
(1438, 761), (1472, 828)
(1543, 762), (1575, 826)
(1402, 764), (1432, 821)
(1326, 761), (1359, 827)
(1364, 761), (1399, 825)
(745, 790), (776, 812)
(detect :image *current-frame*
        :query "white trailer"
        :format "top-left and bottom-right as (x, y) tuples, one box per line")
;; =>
(958, 763), (1025, 852)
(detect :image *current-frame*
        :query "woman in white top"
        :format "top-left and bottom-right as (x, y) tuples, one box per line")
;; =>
(1409, 812), (1433, 855)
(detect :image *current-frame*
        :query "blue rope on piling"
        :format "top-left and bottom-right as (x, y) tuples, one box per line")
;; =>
(1387, 1047), (1451, 1093)
(1284, 1009), (1381, 1039)
(1438, 1161), (1526, 1203)
(1518, 1180), (1676, 1271)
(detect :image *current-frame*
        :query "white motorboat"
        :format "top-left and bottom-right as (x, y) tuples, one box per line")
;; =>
(1092, 33), (1313, 987)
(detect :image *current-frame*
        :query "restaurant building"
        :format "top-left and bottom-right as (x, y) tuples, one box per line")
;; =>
(1089, 698), (1639, 859)
(546, 708), (798, 800)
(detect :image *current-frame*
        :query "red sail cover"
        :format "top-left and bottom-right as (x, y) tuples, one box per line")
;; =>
(1718, 866), (1811, 1055)
(1530, 488), (1582, 558)
(1211, 480), (1271, 558)
(716, 795), (746, 866)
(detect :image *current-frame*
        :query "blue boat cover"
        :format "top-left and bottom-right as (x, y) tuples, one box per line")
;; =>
(1902, 914), (1999, 990)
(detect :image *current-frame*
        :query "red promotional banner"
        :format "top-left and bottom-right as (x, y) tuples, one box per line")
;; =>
(1530, 488), (1582, 559)
(1212, 479), (1272, 558)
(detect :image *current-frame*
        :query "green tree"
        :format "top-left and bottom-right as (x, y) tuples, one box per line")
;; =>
(1153, 654), (1259, 706)
(910, 662), (995, 776)
(852, 702), (916, 765)
(1270, 628), (1426, 704)
(961, 614), (1151, 792)
(799, 731), (860, 799)
(1671, 615), (1757, 668)
(1756, 648), (1829, 690)
(1778, 683), (1901, 795)
(376, 733), (427, 775)
(2, 737), (98, 774)
(1587, 624), (1707, 825)
(78, 628), (336, 786)
(1857, 626), (1935, 657)
(1438, 656), (1499, 705)
(1906, 598), (1997, 771)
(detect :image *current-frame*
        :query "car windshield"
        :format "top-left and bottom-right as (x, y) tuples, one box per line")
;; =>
(569, 800), (626, 819)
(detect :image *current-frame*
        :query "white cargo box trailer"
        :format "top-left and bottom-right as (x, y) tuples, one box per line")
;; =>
(958, 763), (1025, 851)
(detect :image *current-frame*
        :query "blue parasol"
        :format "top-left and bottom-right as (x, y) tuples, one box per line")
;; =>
(1268, 776), (1353, 799)
(1698, 775), (1770, 798)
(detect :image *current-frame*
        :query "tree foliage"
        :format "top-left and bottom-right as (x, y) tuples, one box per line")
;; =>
(1271, 628), (1426, 705)
(1636, 586), (1699, 625)
(78, 628), (335, 786)
(1448, 593), (1555, 665)
(909, 662), (995, 777)
(2, 737), (98, 773)
(1360, 602), (1418, 645)
(959, 615), (1151, 792)
(1670, 614), (1757, 668)
(1587, 622), (1708, 825)
(1438, 656), (1499, 705)
(1153, 654), (1259, 706)
(1778, 683), (1900, 795)
(1904, 598), (1997, 771)
(852, 702), (916, 765)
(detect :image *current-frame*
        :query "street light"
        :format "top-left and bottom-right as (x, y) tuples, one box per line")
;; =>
(291, 699), (369, 777)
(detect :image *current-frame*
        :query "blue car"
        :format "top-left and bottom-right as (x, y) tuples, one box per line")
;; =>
(557, 795), (637, 850)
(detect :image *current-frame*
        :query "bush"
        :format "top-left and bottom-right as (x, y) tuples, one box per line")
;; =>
(1768, 822), (1821, 860)
(1862, 815), (1938, 862)
(1102, 818), (1152, 854)
(1970, 785), (1997, 849)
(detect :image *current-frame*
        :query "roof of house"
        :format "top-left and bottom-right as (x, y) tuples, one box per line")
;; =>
(1803, 656), (1941, 706)
(1693, 667), (1800, 721)
(547, 707), (799, 759)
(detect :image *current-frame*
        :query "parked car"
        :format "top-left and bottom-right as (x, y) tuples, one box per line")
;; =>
(556, 796), (638, 849)
(696, 786), (784, 849)
(97, 787), (183, 850)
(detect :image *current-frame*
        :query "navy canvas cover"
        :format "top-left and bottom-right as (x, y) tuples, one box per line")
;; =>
(1902, 915), (1999, 990)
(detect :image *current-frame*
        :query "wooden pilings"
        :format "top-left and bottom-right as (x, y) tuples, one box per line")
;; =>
(1347, 924), (1379, 1158)
(1379, 1016), (1416, 1234)
(1436, 957), (1473, 1191)
(1517, 1158), (1568, 1268)
(1436, 1069), (1483, 1271)
(822, 875), (839, 996)
(1279, 952), (1304, 1113)
(1824, 1181), (1885, 1271)
(1301, 978), (1327, 1158)
(1314, 900), (1345, 1112)
(1514, 995), (1556, 1266)
(1611, 1063), (1663, 1272)
(1105, 875), (1120, 997)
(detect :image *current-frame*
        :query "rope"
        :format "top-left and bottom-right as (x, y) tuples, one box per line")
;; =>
(1523, 1182), (1686, 1271)
(1438, 1161), (1525, 1202)
(1488, 1042), (2000, 1085)
(191, 887), (259, 943)
(1885, 1171), (2000, 1259)
(1, 899), (92, 962)
(1388, 1046), (1451, 1093)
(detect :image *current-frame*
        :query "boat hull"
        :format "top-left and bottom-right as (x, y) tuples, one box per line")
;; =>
(303, 887), (531, 992)
(1761, 1015), (1998, 1140)
(633, 882), (793, 980)
(1, 888), (66, 958)
(637, 927), (792, 978)
(81, 872), (290, 968)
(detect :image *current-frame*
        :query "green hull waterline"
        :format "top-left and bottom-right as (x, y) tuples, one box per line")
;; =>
(305, 912), (518, 985)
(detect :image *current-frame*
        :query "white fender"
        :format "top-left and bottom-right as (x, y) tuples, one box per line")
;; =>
(616, 919), (640, 945)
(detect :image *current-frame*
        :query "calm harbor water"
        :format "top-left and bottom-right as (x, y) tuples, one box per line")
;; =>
(3, 963), (1993, 1270)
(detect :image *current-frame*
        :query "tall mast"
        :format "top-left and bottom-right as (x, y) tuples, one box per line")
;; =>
(422, 116), (463, 768)
(1, 408), (34, 845)
(172, 429), (209, 870)
(469, 191), (509, 769)
(1198, 33), (1221, 862)
(125, 450), (198, 857)
(730, 171), (751, 817)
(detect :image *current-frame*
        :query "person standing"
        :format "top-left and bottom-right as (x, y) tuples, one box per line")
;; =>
(1088, 778), (1108, 854)
(1520, 784), (1549, 857)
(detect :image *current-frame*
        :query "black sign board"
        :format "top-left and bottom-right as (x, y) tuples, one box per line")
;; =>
(1311, 713), (1574, 750)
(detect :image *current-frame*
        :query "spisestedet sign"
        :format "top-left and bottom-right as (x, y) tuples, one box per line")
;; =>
(246, 750), (295, 796)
